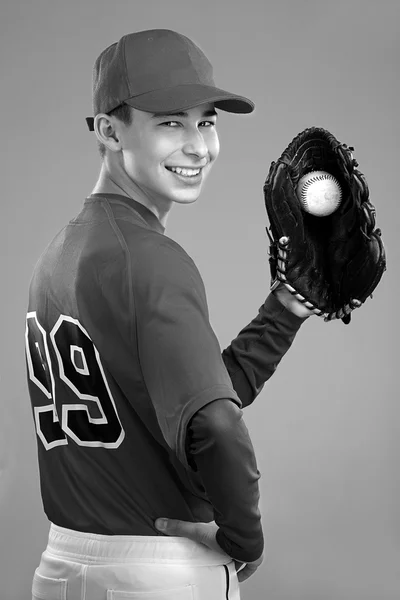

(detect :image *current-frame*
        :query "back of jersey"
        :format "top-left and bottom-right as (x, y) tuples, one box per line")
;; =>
(25, 194), (240, 535)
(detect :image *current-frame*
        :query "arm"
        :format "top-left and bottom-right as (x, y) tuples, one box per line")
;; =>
(222, 285), (313, 408)
(187, 398), (264, 563)
(134, 238), (264, 563)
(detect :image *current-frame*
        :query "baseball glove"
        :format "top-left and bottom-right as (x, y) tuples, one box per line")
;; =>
(264, 127), (386, 324)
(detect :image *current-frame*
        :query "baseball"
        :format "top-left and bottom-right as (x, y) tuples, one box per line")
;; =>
(296, 171), (342, 217)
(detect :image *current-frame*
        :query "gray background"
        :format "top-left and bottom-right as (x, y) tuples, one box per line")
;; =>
(1, 1), (398, 598)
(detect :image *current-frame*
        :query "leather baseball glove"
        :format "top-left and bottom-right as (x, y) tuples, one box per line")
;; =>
(263, 127), (386, 324)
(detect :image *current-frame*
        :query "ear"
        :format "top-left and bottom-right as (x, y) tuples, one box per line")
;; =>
(94, 113), (122, 153)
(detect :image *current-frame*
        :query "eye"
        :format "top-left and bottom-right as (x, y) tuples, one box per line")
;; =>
(160, 121), (181, 127)
(159, 120), (217, 128)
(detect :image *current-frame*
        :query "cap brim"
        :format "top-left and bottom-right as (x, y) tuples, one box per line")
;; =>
(124, 84), (255, 114)
(85, 84), (254, 131)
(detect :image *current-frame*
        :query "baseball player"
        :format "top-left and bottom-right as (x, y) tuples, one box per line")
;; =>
(26, 29), (316, 600)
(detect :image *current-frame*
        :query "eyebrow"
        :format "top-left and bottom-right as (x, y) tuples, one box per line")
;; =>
(151, 109), (218, 119)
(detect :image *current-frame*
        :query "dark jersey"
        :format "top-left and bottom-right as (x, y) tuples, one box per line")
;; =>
(25, 193), (304, 563)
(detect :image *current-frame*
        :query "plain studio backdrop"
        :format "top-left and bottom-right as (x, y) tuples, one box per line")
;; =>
(0, 1), (398, 599)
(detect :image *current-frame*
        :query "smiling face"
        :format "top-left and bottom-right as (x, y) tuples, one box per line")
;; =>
(116, 103), (220, 207)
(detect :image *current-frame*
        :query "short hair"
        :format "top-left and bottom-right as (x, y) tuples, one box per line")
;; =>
(97, 103), (133, 159)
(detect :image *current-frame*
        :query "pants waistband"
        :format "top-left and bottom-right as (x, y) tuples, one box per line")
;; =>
(46, 523), (232, 566)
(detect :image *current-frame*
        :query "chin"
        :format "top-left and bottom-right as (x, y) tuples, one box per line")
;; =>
(170, 190), (202, 205)
(174, 196), (200, 205)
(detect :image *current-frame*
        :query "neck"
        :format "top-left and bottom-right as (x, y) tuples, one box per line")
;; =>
(91, 160), (171, 228)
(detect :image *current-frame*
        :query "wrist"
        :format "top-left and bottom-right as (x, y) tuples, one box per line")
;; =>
(272, 283), (314, 319)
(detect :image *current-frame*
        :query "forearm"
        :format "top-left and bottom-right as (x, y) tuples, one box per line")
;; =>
(187, 399), (264, 563)
(222, 292), (306, 408)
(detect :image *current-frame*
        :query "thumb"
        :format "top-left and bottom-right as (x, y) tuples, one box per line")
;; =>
(155, 518), (184, 534)
(155, 519), (222, 554)
(155, 518), (195, 539)
(155, 518), (170, 531)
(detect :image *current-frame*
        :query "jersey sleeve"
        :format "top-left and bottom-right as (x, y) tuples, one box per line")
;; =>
(132, 238), (242, 470)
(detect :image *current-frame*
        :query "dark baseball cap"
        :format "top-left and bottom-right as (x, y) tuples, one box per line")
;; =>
(86, 29), (255, 131)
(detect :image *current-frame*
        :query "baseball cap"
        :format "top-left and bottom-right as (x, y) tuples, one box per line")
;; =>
(86, 29), (255, 131)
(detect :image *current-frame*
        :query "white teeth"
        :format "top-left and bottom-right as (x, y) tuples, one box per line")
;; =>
(169, 167), (201, 176)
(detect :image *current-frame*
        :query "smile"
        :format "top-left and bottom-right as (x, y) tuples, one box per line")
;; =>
(165, 166), (202, 177)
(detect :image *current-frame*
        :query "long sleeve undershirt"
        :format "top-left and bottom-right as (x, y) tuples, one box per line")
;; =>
(186, 293), (306, 563)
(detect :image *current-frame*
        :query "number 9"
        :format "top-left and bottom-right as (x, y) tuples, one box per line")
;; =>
(25, 313), (125, 450)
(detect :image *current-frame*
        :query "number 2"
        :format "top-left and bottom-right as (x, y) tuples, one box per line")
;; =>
(25, 312), (125, 450)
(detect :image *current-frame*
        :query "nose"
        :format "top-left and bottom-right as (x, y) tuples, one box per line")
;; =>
(182, 128), (208, 160)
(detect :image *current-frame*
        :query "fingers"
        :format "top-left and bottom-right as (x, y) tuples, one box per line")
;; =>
(235, 561), (259, 583)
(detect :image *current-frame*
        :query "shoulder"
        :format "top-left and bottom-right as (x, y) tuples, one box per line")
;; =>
(128, 235), (209, 317)
(132, 234), (203, 288)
